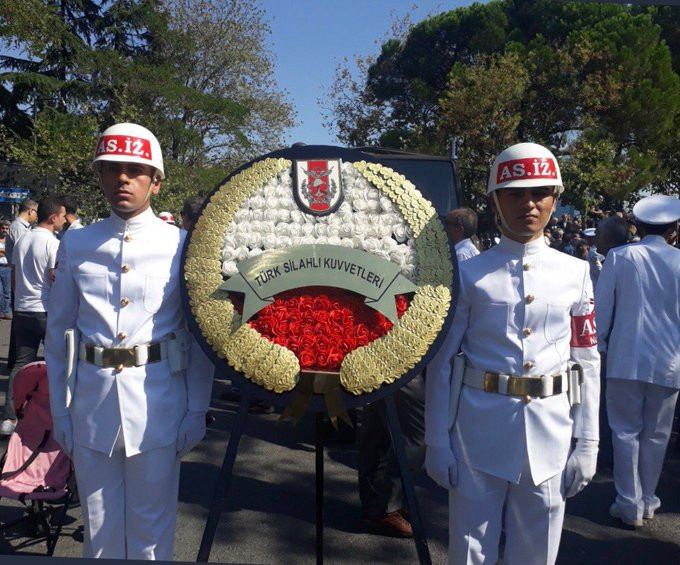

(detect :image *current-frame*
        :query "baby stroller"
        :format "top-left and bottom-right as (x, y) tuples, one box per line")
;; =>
(0, 361), (74, 555)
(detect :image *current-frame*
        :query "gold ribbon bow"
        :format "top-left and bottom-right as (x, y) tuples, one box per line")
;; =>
(280, 371), (352, 429)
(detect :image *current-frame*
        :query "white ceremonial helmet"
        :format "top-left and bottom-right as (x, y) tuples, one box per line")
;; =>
(93, 123), (165, 180)
(632, 194), (680, 224)
(488, 142), (563, 195)
(159, 211), (175, 224)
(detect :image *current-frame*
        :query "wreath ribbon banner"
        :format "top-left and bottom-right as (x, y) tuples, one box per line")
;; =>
(219, 244), (417, 323)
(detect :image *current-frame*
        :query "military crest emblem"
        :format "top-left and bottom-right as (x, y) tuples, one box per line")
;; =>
(293, 159), (343, 215)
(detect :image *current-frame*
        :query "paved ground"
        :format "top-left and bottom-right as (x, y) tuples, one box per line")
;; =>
(0, 315), (677, 563)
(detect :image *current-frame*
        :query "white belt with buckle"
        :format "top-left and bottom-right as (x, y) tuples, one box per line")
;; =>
(463, 366), (568, 398)
(79, 341), (168, 368)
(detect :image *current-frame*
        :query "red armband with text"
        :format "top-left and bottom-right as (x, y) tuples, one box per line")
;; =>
(570, 312), (597, 347)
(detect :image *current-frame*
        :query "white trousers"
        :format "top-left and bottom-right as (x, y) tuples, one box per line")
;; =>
(73, 432), (181, 560)
(606, 378), (679, 521)
(448, 458), (565, 565)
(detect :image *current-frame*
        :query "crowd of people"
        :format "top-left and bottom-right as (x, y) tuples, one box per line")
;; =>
(0, 125), (678, 565)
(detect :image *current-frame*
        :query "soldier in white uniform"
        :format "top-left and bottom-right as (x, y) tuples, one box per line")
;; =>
(596, 194), (680, 527)
(425, 143), (600, 564)
(45, 123), (214, 560)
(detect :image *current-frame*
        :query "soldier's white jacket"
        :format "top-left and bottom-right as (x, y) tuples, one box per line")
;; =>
(426, 236), (600, 485)
(45, 208), (213, 456)
(595, 235), (680, 389)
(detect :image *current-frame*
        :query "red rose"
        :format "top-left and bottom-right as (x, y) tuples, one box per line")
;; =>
(327, 347), (344, 369)
(338, 338), (356, 354)
(313, 295), (332, 310)
(315, 334), (331, 352)
(299, 348), (316, 368)
(355, 323), (369, 340)
(273, 319), (288, 337)
(396, 294), (409, 316)
(316, 351), (330, 368)
(314, 310), (329, 325)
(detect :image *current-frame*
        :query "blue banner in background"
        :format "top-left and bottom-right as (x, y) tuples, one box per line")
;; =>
(0, 187), (30, 202)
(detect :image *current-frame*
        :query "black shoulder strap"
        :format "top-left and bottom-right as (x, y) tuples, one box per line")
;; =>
(0, 430), (51, 481)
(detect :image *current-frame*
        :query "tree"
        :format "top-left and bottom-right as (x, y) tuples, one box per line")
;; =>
(325, 1), (680, 209)
(0, 0), (295, 218)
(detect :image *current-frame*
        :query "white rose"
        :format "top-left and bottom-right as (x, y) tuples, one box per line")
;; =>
(352, 222), (368, 237)
(275, 223), (290, 237)
(300, 235), (316, 246)
(288, 224), (302, 238)
(339, 223), (353, 238)
(313, 223), (328, 238)
(251, 209), (264, 221)
(339, 238), (355, 248)
(222, 261), (239, 277)
(263, 209), (278, 223)
(234, 208), (251, 223)
(314, 235), (328, 245)
(291, 236), (303, 246)
(366, 199), (381, 213)
(301, 223), (315, 236)
(221, 246), (236, 261)
(277, 209), (291, 223)
(236, 222), (249, 233)
(365, 225), (378, 238)
(354, 211), (368, 225)
(290, 210), (305, 224)
(327, 235), (342, 246)
(381, 238), (398, 252)
(336, 201), (353, 217)
(379, 197), (394, 212)
(372, 249), (391, 261)
(263, 234), (278, 249)
(402, 264), (417, 281)
(392, 223), (408, 243)
(235, 246), (250, 261)
(265, 196), (279, 210)
(327, 224), (340, 237)
(234, 232), (249, 247)
(223, 233), (236, 248)
(248, 232), (263, 248)
(365, 187), (380, 201)
(260, 222), (274, 235)
(363, 238), (380, 254)
(249, 195), (265, 210)
(353, 198), (367, 212)
(375, 223), (393, 239)
(276, 235), (292, 248)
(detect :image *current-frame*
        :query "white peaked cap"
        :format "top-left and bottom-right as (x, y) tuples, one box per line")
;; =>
(633, 194), (680, 224)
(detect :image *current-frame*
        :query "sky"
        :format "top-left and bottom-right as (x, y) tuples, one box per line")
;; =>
(259, 1), (482, 147)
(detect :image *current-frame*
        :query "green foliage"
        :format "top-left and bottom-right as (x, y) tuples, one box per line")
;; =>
(326, 0), (680, 210)
(0, 0), (294, 219)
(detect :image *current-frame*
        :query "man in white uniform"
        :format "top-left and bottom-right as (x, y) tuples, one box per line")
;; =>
(445, 207), (480, 262)
(425, 143), (600, 564)
(45, 123), (213, 560)
(595, 194), (680, 527)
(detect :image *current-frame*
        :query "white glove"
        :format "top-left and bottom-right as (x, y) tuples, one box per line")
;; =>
(425, 445), (458, 488)
(564, 438), (598, 498)
(176, 410), (207, 458)
(52, 414), (73, 457)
